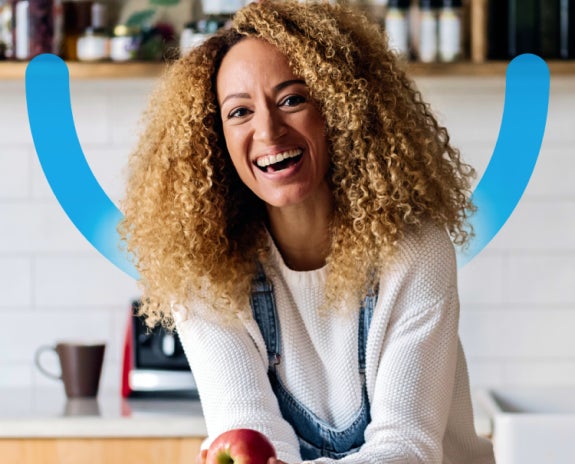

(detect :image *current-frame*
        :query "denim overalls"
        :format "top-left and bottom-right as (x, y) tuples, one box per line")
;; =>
(250, 266), (378, 460)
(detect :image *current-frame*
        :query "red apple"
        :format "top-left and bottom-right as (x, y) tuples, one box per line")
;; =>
(206, 428), (276, 464)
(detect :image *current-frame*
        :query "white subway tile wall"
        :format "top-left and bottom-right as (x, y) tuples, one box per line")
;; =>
(0, 73), (574, 394)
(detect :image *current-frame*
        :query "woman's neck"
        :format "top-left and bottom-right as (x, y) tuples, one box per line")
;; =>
(266, 190), (334, 271)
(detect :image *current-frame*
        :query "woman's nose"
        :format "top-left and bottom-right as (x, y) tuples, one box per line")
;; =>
(253, 106), (287, 142)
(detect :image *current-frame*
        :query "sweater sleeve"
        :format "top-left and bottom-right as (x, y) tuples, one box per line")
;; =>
(173, 304), (303, 463)
(363, 290), (459, 463)
(308, 225), (462, 464)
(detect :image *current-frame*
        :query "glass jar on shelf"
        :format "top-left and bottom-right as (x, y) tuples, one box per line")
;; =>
(76, 26), (109, 61)
(110, 24), (140, 62)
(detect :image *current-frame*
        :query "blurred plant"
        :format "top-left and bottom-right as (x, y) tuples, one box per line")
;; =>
(125, 0), (180, 61)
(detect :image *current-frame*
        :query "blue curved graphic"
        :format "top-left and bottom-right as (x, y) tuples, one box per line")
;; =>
(25, 54), (139, 279)
(25, 53), (549, 278)
(457, 53), (549, 267)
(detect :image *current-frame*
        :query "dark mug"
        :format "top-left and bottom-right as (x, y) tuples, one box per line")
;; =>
(35, 342), (106, 398)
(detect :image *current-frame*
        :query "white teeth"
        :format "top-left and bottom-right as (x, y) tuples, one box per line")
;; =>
(256, 149), (302, 168)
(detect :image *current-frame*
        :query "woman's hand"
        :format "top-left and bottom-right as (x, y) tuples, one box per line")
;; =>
(196, 449), (207, 464)
(267, 459), (289, 464)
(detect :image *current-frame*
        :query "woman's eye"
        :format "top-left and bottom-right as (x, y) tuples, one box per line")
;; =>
(281, 95), (306, 107)
(228, 107), (250, 119)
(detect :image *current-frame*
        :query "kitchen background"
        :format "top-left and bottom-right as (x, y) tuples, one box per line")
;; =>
(1, 0), (575, 398)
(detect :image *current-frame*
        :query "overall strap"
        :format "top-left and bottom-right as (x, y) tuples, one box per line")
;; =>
(250, 263), (282, 368)
(357, 287), (378, 379)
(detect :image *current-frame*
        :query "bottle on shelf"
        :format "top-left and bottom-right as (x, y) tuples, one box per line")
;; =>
(75, 1), (110, 62)
(418, 0), (440, 63)
(61, 0), (92, 61)
(540, 0), (560, 59)
(487, 0), (508, 60)
(14, 0), (28, 59)
(90, 1), (106, 32)
(14, 0), (55, 60)
(0, 0), (13, 59)
(559, 0), (575, 58)
(508, 0), (538, 58)
(438, 0), (462, 62)
(385, 0), (411, 59)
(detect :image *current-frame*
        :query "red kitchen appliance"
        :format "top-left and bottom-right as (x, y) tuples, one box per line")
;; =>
(122, 300), (198, 398)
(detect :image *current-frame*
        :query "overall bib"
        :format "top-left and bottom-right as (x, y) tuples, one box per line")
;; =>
(250, 267), (378, 460)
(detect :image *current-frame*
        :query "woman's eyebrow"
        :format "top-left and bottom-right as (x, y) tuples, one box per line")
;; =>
(220, 92), (251, 106)
(220, 79), (307, 107)
(274, 79), (306, 92)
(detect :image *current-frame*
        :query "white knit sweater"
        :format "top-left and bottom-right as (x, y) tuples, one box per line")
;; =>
(173, 222), (495, 464)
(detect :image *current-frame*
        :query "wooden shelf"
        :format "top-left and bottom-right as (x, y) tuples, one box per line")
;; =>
(407, 60), (575, 76)
(0, 61), (170, 80)
(2, 59), (575, 80)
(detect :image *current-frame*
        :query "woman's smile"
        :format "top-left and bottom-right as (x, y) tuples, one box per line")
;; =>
(254, 148), (303, 173)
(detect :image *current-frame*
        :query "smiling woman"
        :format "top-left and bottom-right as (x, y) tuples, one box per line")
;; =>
(217, 38), (330, 213)
(118, 1), (495, 463)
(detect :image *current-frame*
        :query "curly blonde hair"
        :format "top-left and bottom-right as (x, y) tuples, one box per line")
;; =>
(119, 0), (475, 328)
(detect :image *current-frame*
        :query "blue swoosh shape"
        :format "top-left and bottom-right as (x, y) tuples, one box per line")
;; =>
(457, 53), (549, 267)
(25, 54), (139, 279)
(25, 53), (549, 278)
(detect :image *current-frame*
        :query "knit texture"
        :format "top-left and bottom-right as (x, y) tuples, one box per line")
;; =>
(174, 222), (495, 464)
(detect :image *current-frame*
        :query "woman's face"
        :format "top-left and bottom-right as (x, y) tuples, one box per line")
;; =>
(216, 38), (330, 209)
